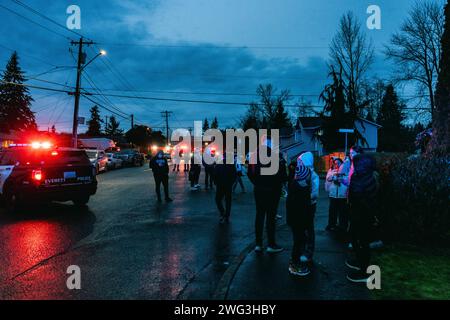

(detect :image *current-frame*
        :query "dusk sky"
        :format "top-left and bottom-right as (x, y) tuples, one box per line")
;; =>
(0, 0), (441, 133)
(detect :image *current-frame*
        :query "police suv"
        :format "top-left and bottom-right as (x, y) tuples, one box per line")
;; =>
(0, 142), (97, 212)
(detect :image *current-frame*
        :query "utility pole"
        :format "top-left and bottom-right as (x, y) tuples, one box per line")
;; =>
(131, 114), (134, 129)
(161, 110), (172, 145)
(70, 37), (94, 148)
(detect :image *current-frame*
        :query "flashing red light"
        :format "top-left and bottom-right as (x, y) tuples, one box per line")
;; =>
(51, 151), (58, 156)
(30, 141), (53, 149)
(32, 169), (43, 182)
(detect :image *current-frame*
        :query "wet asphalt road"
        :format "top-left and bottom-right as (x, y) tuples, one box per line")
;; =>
(0, 165), (257, 299)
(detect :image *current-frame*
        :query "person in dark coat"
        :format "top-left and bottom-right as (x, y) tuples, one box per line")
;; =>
(346, 153), (377, 283)
(214, 156), (237, 224)
(149, 150), (173, 202)
(247, 144), (287, 253)
(286, 158), (313, 277)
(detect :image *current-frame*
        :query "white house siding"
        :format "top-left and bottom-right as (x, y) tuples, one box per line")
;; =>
(355, 119), (379, 151)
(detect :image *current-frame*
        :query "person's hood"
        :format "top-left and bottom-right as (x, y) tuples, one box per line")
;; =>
(299, 152), (314, 168)
(353, 154), (375, 175)
(339, 158), (351, 175)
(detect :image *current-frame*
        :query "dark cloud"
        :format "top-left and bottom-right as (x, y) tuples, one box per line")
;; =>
(0, 0), (331, 131)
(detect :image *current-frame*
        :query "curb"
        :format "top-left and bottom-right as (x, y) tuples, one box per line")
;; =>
(212, 222), (288, 300)
(212, 241), (255, 300)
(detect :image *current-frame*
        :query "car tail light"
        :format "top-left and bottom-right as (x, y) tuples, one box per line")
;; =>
(32, 169), (43, 182)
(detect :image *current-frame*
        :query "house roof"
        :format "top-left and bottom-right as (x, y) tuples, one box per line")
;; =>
(356, 117), (382, 128)
(298, 117), (323, 129)
(296, 116), (381, 129)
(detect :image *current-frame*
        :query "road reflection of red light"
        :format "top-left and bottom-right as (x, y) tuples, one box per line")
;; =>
(2, 221), (67, 279)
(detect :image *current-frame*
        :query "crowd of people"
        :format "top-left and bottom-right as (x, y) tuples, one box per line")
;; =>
(149, 142), (380, 284)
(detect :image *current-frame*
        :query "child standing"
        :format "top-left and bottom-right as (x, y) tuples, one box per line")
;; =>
(286, 152), (319, 276)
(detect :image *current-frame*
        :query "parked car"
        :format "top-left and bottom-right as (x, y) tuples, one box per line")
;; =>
(106, 153), (123, 169)
(85, 149), (108, 174)
(117, 149), (144, 167)
(0, 144), (97, 212)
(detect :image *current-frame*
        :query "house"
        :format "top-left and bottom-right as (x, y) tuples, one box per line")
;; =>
(280, 116), (381, 163)
(0, 131), (19, 148)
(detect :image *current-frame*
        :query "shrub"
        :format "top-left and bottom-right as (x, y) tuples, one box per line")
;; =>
(376, 153), (450, 247)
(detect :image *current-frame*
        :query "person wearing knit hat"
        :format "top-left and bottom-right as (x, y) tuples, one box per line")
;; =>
(286, 155), (314, 277)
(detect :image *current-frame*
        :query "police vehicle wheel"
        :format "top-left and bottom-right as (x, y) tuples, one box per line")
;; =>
(4, 192), (21, 214)
(73, 196), (90, 207)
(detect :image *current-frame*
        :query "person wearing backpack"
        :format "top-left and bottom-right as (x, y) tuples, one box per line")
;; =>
(286, 157), (313, 276)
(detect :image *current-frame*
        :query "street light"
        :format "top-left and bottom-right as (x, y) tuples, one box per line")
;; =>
(72, 48), (106, 148)
(81, 50), (106, 70)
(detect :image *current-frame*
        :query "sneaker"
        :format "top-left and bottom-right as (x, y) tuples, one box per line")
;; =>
(276, 214), (282, 220)
(195, 184), (201, 188)
(165, 197), (173, 202)
(345, 259), (362, 271)
(370, 240), (384, 249)
(254, 245), (263, 253)
(347, 271), (369, 283)
(190, 187), (198, 191)
(289, 261), (310, 276)
(300, 255), (310, 263)
(266, 245), (284, 254)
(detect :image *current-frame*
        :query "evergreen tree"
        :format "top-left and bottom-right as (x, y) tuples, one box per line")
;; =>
(241, 103), (261, 130)
(271, 101), (292, 129)
(0, 52), (36, 133)
(86, 105), (103, 136)
(211, 117), (219, 129)
(376, 84), (405, 152)
(202, 118), (209, 132)
(104, 115), (123, 140)
(432, 1), (450, 152)
(319, 67), (353, 151)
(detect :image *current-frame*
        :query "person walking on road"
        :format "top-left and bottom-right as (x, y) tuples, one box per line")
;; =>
(232, 154), (246, 193)
(214, 155), (237, 224)
(189, 150), (202, 191)
(248, 141), (287, 254)
(173, 150), (182, 172)
(149, 150), (173, 202)
(203, 149), (215, 189)
(345, 153), (378, 283)
(286, 157), (313, 276)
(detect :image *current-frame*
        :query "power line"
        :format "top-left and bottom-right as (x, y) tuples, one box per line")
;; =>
(98, 42), (387, 51)
(0, 3), (69, 39)
(1, 80), (433, 111)
(10, 0), (88, 39)
(81, 94), (131, 121)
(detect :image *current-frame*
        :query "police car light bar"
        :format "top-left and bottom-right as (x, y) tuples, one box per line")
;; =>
(8, 142), (53, 149)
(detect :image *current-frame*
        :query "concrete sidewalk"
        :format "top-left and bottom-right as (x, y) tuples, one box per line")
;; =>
(224, 180), (371, 300)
